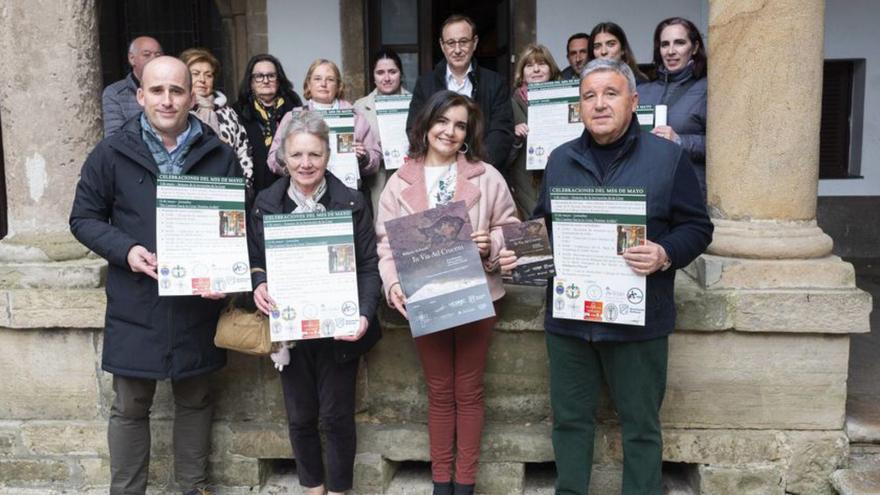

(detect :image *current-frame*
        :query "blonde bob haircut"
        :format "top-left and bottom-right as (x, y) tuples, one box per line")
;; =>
(512, 44), (561, 88)
(302, 59), (346, 102)
(179, 47), (220, 75)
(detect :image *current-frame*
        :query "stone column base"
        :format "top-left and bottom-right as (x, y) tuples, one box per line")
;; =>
(708, 219), (833, 259)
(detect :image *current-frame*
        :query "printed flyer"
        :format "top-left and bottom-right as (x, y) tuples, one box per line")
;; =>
(526, 80), (583, 170)
(502, 218), (555, 286)
(375, 94), (412, 170)
(263, 210), (360, 341)
(549, 187), (647, 326)
(385, 201), (495, 337)
(156, 175), (252, 296)
(315, 109), (360, 189)
(636, 104), (667, 131)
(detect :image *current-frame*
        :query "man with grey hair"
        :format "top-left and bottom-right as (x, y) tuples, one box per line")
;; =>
(102, 36), (163, 136)
(72, 56), (237, 495)
(533, 58), (712, 494)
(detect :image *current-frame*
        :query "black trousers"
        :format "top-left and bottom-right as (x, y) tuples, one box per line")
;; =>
(280, 339), (359, 492)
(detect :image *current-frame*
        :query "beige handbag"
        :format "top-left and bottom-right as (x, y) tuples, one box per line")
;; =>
(214, 301), (272, 356)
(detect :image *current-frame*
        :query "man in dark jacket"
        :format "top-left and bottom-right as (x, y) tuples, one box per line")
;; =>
(559, 32), (590, 80)
(406, 14), (514, 172)
(102, 36), (163, 137)
(534, 59), (712, 495)
(71, 56), (238, 495)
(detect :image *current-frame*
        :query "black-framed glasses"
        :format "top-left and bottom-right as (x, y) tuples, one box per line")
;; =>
(251, 72), (278, 83)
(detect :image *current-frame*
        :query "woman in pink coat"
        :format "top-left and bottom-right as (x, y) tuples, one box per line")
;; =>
(375, 90), (518, 495)
(266, 59), (381, 182)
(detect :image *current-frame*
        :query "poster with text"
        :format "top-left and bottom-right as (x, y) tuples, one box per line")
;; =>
(375, 94), (412, 170)
(526, 80), (583, 170)
(263, 210), (360, 341)
(550, 187), (646, 326)
(385, 201), (495, 337)
(156, 175), (252, 296)
(502, 218), (555, 286)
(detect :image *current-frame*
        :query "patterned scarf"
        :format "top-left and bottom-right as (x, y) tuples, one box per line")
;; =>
(253, 97), (286, 147)
(287, 177), (328, 213)
(193, 93), (220, 135)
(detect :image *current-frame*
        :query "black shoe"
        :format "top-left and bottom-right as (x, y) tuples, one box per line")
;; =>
(433, 480), (454, 495)
(453, 482), (475, 495)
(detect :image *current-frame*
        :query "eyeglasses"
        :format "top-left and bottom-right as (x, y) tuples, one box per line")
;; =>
(251, 72), (278, 83)
(442, 38), (474, 49)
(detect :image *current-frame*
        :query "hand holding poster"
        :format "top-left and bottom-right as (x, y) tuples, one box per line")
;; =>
(526, 80), (583, 170)
(263, 210), (360, 341)
(502, 219), (555, 286)
(385, 201), (495, 337)
(636, 104), (668, 131)
(156, 175), (252, 296)
(550, 187), (647, 326)
(375, 94), (412, 170)
(314, 109), (360, 189)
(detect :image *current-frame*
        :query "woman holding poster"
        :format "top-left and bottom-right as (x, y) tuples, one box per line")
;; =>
(354, 49), (412, 213)
(638, 17), (708, 197)
(375, 91), (518, 495)
(508, 44), (561, 217)
(247, 111), (381, 495)
(265, 59), (382, 183)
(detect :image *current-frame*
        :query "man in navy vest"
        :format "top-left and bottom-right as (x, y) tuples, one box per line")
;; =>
(534, 58), (713, 495)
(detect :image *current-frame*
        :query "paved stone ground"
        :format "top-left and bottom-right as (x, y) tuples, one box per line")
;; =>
(846, 258), (880, 443)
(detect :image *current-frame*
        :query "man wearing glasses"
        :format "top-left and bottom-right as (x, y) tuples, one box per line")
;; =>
(102, 36), (163, 137)
(407, 14), (514, 172)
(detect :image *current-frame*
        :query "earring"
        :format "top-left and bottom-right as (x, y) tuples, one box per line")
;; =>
(458, 142), (470, 154)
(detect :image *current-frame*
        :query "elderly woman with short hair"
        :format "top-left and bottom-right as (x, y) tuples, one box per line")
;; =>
(180, 48), (255, 199)
(247, 111), (381, 495)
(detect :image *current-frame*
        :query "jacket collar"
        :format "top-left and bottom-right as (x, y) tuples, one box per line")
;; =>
(255, 172), (360, 215)
(566, 117), (641, 182)
(432, 61), (480, 89)
(108, 114), (221, 176)
(396, 153), (484, 213)
(657, 61), (695, 84)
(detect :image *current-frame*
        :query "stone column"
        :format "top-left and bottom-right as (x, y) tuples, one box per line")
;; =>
(0, 0), (102, 261)
(706, 0), (832, 259)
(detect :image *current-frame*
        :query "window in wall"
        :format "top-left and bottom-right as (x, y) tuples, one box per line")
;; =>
(820, 59), (865, 179)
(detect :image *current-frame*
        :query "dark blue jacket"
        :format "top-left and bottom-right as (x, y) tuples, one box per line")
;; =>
(70, 116), (239, 379)
(637, 64), (707, 167)
(534, 118), (713, 342)
(247, 173), (382, 363)
(407, 61), (514, 172)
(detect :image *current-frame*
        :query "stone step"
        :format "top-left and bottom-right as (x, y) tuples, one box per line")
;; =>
(0, 258), (106, 289)
(830, 469), (880, 495)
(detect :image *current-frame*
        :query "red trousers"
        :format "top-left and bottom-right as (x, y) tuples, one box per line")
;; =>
(414, 311), (497, 484)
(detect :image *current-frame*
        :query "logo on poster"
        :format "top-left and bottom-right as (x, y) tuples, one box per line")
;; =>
(626, 288), (644, 304)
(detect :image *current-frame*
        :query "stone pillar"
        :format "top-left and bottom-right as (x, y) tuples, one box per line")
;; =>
(0, 0), (102, 261)
(706, 0), (832, 259)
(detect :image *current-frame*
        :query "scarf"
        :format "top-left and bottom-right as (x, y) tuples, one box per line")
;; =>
(287, 177), (328, 213)
(253, 97), (286, 147)
(516, 84), (529, 104)
(193, 93), (220, 135)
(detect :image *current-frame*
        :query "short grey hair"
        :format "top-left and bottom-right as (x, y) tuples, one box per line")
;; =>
(580, 58), (637, 94)
(274, 110), (332, 168)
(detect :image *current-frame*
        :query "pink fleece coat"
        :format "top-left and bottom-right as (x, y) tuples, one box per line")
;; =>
(375, 154), (519, 302)
(265, 99), (382, 176)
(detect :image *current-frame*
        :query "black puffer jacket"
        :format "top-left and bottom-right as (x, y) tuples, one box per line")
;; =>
(70, 116), (239, 380)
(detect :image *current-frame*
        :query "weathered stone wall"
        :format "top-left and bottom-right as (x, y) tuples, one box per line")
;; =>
(0, 273), (869, 494)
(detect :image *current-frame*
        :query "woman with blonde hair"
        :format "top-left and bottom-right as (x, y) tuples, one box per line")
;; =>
(509, 44), (561, 216)
(266, 59), (381, 190)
